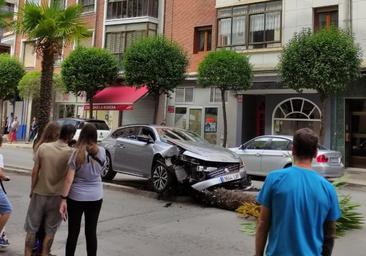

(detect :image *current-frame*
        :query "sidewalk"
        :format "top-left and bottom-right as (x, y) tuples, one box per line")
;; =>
(2, 141), (33, 149)
(345, 168), (366, 187)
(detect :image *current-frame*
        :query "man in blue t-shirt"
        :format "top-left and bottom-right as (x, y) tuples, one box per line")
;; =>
(255, 128), (341, 256)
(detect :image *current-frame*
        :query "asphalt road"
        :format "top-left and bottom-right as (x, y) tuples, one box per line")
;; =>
(0, 147), (366, 255)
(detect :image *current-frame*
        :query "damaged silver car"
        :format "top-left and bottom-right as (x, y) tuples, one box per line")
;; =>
(100, 125), (251, 193)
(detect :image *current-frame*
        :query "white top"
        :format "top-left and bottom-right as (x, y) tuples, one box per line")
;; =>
(0, 154), (4, 168)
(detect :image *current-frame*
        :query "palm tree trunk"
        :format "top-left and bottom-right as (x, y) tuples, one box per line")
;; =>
(221, 89), (227, 147)
(37, 47), (55, 137)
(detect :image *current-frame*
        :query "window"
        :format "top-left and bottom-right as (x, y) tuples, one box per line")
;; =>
(217, 1), (282, 50)
(107, 0), (158, 19)
(76, 33), (94, 48)
(22, 41), (36, 68)
(204, 108), (218, 144)
(26, 0), (40, 4)
(175, 88), (194, 103)
(50, 0), (66, 8)
(174, 107), (187, 129)
(111, 127), (138, 139)
(210, 87), (228, 103)
(272, 98), (322, 136)
(269, 138), (291, 150)
(105, 23), (156, 65)
(314, 6), (338, 31)
(245, 137), (270, 150)
(194, 26), (212, 53)
(80, 0), (95, 13)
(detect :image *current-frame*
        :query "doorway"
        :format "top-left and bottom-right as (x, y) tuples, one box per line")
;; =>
(345, 99), (366, 168)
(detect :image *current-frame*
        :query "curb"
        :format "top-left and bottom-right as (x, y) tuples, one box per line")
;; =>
(4, 165), (192, 203)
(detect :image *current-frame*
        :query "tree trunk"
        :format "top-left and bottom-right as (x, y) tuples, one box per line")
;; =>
(89, 94), (93, 119)
(0, 98), (3, 130)
(153, 94), (160, 124)
(221, 89), (228, 148)
(319, 95), (326, 144)
(37, 46), (55, 138)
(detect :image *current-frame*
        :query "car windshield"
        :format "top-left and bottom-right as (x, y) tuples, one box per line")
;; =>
(157, 128), (206, 143)
(86, 121), (109, 130)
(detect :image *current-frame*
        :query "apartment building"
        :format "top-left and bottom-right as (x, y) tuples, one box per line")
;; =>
(165, 0), (366, 167)
(2, 0), (164, 134)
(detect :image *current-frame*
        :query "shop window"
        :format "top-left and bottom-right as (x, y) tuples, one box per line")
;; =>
(107, 0), (158, 19)
(80, 0), (95, 13)
(217, 1), (282, 50)
(272, 97), (321, 136)
(174, 107), (187, 129)
(314, 6), (338, 31)
(22, 41), (36, 68)
(210, 87), (228, 103)
(194, 26), (212, 53)
(204, 108), (218, 144)
(175, 88), (194, 103)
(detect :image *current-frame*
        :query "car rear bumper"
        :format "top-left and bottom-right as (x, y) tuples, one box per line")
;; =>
(191, 167), (248, 191)
(313, 164), (345, 178)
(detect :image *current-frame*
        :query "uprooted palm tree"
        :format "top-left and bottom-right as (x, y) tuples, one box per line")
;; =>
(16, 2), (89, 136)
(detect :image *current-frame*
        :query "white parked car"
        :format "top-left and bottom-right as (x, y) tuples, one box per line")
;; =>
(57, 118), (110, 142)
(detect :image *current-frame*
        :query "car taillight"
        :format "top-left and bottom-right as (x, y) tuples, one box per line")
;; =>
(316, 154), (328, 163)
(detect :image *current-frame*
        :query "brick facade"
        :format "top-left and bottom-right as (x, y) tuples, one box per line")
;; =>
(164, 0), (216, 73)
(14, 0), (105, 72)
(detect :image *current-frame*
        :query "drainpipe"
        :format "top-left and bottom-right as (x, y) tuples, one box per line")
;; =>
(343, 0), (352, 32)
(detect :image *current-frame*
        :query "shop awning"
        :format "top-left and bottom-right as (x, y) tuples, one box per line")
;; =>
(84, 86), (148, 111)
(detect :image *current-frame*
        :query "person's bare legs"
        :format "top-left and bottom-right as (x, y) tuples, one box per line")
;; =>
(41, 234), (55, 256)
(24, 232), (36, 256)
(0, 213), (10, 232)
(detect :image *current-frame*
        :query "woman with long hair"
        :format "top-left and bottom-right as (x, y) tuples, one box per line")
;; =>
(33, 122), (61, 152)
(60, 124), (106, 256)
(31, 121), (60, 256)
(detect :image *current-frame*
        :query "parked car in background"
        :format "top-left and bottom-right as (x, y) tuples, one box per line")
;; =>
(57, 118), (110, 142)
(100, 125), (251, 193)
(230, 135), (344, 178)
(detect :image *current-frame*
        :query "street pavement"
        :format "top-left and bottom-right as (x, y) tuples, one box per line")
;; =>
(0, 144), (366, 255)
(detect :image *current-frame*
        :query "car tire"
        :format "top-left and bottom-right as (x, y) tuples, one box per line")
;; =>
(101, 153), (117, 180)
(151, 160), (174, 194)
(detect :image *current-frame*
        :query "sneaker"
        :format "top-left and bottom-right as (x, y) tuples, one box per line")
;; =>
(0, 237), (9, 251)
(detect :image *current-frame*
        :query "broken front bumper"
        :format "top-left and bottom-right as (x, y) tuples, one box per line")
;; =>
(191, 167), (248, 191)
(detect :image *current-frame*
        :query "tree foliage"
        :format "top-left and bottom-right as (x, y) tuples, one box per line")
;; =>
(0, 0), (12, 29)
(18, 71), (65, 99)
(279, 27), (361, 100)
(198, 50), (252, 92)
(123, 36), (188, 123)
(16, 2), (89, 136)
(198, 49), (252, 147)
(61, 47), (119, 117)
(0, 54), (25, 99)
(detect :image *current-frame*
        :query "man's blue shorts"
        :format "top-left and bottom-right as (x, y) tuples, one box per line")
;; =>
(0, 190), (12, 214)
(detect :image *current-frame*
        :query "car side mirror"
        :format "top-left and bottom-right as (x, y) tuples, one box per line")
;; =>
(137, 135), (154, 144)
(240, 144), (246, 150)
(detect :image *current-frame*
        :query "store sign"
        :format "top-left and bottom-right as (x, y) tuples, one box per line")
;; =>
(167, 105), (175, 113)
(84, 104), (133, 111)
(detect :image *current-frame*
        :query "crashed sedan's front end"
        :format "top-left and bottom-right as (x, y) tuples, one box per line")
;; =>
(158, 138), (251, 192)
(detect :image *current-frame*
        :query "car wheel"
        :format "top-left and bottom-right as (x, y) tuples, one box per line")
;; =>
(101, 153), (117, 180)
(151, 161), (174, 193)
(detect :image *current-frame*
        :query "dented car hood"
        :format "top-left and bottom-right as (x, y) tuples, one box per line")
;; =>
(167, 139), (240, 163)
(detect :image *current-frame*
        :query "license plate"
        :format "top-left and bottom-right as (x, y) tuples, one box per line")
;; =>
(220, 173), (241, 183)
(330, 157), (339, 163)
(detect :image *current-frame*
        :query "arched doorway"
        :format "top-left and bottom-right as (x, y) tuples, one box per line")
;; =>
(272, 97), (321, 135)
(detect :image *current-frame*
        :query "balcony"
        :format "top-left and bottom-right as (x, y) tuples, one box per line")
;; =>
(106, 0), (158, 20)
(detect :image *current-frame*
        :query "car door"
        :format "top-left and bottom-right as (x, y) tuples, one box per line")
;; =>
(133, 126), (156, 177)
(238, 137), (271, 176)
(260, 137), (292, 175)
(112, 126), (139, 174)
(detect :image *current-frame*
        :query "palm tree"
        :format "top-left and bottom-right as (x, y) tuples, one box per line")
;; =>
(17, 3), (89, 135)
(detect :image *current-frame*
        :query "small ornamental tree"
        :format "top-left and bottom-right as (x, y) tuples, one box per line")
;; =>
(198, 50), (252, 147)
(61, 47), (119, 118)
(279, 27), (362, 140)
(18, 71), (65, 100)
(0, 54), (25, 126)
(123, 36), (188, 123)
